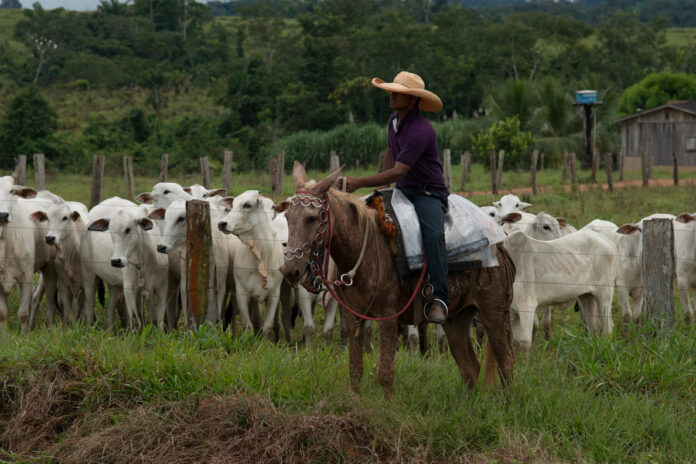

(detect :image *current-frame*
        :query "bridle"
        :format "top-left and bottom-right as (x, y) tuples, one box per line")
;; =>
(283, 188), (427, 322)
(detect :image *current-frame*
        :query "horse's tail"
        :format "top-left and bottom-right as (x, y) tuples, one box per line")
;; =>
(482, 337), (499, 390)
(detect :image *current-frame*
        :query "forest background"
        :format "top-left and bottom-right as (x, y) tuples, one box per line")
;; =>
(2, 0), (696, 175)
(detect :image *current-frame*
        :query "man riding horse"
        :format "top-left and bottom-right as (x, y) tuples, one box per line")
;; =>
(342, 71), (449, 325)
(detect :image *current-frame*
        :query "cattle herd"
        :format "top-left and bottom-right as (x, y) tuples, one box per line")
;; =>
(1, 175), (695, 353)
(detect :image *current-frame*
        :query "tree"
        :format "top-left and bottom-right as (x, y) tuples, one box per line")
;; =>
(0, 0), (22, 8)
(618, 71), (696, 116)
(470, 116), (535, 169)
(0, 86), (58, 168)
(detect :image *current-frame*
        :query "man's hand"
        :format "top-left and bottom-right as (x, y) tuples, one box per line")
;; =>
(343, 176), (361, 193)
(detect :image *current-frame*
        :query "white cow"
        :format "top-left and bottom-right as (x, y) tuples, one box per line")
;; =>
(81, 197), (135, 327)
(29, 200), (88, 326)
(87, 204), (169, 329)
(582, 219), (620, 246)
(0, 178), (53, 333)
(480, 206), (500, 224)
(673, 213), (696, 323)
(149, 196), (235, 327)
(218, 190), (284, 339)
(494, 194), (531, 219)
(184, 184), (227, 199)
(615, 213), (675, 324)
(505, 229), (617, 351)
(136, 182), (193, 209)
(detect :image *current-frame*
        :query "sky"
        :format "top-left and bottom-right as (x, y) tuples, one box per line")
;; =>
(30, 1), (104, 10)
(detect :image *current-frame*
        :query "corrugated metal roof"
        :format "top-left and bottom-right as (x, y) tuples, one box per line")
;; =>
(614, 100), (696, 123)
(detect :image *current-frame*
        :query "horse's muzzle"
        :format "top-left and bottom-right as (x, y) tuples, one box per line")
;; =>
(280, 263), (302, 285)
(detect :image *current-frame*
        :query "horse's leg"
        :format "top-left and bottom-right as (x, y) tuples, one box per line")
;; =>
(363, 320), (373, 353)
(442, 309), (479, 389)
(477, 293), (515, 388)
(344, 312), (366, 392)
(542, 305), (553, 341)
(377, 318), (399, 396)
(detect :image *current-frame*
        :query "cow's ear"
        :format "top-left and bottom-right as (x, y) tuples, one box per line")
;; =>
(219, 196), (235, 209)
(556, 217), (567, 227)
(183, 187), (192, 195)
(137, 218), (153, 231)
(206, 188), (227, 198)
(519, 201), (532, 212)
(675, 213), (696, 224)
(70, 211), (81, 222)
(148, 208), (166, 220)
(274, 201), (290, 213)
(493, 201), (501, 208)
(29, 211), (48, 223)
(136, 192), (153, 204)
(617, 223), (640, 235)
(501, 212), (522, 224)
(12, 187), (37, 199)
(88, 218), (110, 232)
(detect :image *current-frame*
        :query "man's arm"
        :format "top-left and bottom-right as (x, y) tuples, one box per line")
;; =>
(344, 162), (410, 193)
(374, 148), (394, 190)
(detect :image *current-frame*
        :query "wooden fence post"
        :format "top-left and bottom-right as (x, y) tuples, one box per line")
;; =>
(496, 149), (504, 190)
(443, 148), (452, 191)
(641, 218), (675, 333)
(33, 153), (45, 191)
(269, 157), (282, 195)
(159, 153), (169, 182)
(641, 151), (649, 187)
(672, 151), (679, 186)
(603, 152), (613, 192)
(330, 150), (340, 172)
(12, 154), (26, 186)
(490, 150), (498, 195)
(562, 151), (568, 185)
(90, 155), (104, 208)
(591, 148), (598, 182)
(223, 150), (233, 194)
(278, 150), (285, 193)
(618, 148), (625, 181)
(530, 149), (538, 195)
(460, 151), (471, 192)
(200, 156), (210, 189)
(185, 199), (215, 330)
(123, 156), (135, 201)
(569, 152), (578, 192)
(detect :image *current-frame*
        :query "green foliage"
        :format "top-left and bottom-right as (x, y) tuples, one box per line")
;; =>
(618, 71), (696, 116)
(0, 85), (57, 168)
(470, 116), (535, 169)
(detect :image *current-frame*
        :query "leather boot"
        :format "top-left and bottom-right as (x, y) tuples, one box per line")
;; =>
(424, 299), (447, 324)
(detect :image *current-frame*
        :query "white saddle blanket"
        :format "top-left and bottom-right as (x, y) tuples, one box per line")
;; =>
(390, 189), (507, 271)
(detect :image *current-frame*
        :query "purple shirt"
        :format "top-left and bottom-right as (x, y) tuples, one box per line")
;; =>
(388, 108), (449, 197)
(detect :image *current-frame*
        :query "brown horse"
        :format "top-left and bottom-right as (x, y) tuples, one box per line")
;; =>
(279, 162), (515, 394)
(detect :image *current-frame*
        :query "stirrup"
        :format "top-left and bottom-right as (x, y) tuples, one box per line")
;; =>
(424, 298), (448, 324)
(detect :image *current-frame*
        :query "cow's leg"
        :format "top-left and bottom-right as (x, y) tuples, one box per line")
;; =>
(41, 265), (59, 329)
(297, 288), (315, 347)
(261, 292), (281, 341)
(618, 283), (633, 325)
(322, 295), (338, 344)
(344, 312), (366, 392)
(82, 275), (97, 326)
(235, 291), (254, 332)
(632, 287), (644, 324)
(436, 323), (448, 353)
(542, 305), (553, 341)
(678, 279), (693, 323)
(597, 288), (615, 335)
(406, 325), (419, 352)
(443, 310), (479, 389)
(154, 285), (167, 330)
(0, 289), (9, 330)
(122, 280), (141, 330)
(509, 301), (535, 352)
(58, 280), (74, 325)
(278, 281), (293, 342)
(30, 273), (45, 329)
(578, 294), (598, 334)
(18, 280), (34, 334)
(377, 318), (399, 396)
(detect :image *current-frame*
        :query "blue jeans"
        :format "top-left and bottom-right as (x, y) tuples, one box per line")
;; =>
(399, 188), (449, 305)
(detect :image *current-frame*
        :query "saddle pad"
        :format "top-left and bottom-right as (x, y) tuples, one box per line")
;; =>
(390, 189), (506, 272)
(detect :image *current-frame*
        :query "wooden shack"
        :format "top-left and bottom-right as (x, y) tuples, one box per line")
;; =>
(615, 100), (696, 167)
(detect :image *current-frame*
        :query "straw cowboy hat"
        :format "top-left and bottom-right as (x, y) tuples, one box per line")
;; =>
(371, 71), (442, 112)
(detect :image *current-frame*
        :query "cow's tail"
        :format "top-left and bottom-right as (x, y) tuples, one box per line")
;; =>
(97, 278), (106, 307)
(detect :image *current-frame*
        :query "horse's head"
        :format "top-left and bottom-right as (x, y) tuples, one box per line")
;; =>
(278, 161), (343, 285)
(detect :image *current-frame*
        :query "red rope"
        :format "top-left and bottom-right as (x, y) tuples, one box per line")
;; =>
(319, 194), (428, 322)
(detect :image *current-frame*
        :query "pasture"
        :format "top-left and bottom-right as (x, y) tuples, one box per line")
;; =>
(2, 169), (696, 463)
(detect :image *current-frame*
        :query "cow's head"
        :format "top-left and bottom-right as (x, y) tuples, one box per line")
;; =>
(89, 209), (154, 268)
(495, 194), (531, 217)
(138, 182), (193, 209)
(525, 212), (562, 241)
(217, 190), (275, 241)
(29, 201), (81, 247)
(150, 200), (184, 254)
(0, 177), (37, 225)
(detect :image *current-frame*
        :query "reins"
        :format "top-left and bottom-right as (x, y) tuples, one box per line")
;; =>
(286, 189), (427, 322)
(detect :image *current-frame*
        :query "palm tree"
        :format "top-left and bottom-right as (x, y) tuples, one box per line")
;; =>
(97, 0), (130, 15)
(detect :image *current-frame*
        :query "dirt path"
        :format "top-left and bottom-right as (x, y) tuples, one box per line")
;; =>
(458, 177), (696, 197)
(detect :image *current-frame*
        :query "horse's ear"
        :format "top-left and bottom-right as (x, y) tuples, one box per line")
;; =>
(275, 201), (289, 213)
(293, 161), (307, 191)
(312, 165), (344, 197)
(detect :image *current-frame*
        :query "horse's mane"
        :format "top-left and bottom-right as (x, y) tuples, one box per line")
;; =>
(327, 189), (380, 240)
